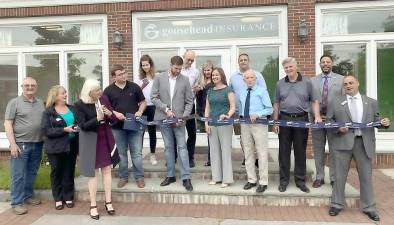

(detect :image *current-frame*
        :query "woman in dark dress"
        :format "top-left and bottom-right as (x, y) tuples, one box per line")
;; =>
(195, 60), (214, 166)
(74, 79), (117, 220)
(41, 85), (78, 210)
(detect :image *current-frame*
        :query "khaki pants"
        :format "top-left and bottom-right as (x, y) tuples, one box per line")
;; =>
(241, 124), (269, 185)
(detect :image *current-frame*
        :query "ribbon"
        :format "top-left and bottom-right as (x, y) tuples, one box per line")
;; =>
(126, 114), (382, 129)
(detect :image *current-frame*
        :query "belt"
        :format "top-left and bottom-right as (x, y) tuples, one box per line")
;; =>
(280, 111), (308, 118)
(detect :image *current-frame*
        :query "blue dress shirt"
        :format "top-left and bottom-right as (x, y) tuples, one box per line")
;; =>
(230, 70), (267, 111)
(238, 84), (273, 117)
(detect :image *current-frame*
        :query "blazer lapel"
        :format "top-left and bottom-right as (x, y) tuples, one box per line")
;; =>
(361, 95), (369, 122)
(341, 95), (352, 120)
(163, 74), (171, 100)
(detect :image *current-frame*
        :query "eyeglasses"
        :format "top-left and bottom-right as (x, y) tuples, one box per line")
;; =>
(22, 84), (37, 88)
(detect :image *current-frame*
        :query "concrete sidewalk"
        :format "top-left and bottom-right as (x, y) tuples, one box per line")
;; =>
(31, 215), (374, 225)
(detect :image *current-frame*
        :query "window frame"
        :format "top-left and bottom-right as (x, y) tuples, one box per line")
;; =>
(316, 1), (394, 152)
(0, 15), (109, 148)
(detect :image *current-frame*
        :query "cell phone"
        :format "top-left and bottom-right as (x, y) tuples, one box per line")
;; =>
(72, 124), (80, 132)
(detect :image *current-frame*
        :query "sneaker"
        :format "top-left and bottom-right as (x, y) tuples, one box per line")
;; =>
(13, 205), (27, 215)
(150, 154), (158, 165)
(117, 179), (128, 188)
(25, 197), (41, 205)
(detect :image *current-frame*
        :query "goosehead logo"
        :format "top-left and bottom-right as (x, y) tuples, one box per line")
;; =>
(144, 23), (159, 40)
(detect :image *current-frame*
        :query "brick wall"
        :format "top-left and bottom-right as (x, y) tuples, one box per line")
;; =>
(0, 0), (393, 167)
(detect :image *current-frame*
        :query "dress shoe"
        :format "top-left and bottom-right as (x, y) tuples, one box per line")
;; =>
(136, 179), (145, 188)
(204, 161), (211, 167)
(65, 201), (74, 208)
(278, 184), (287, 192)
(117, 179), (128, 188)
(90, 206), (99, 220)
(189, 160), (195, 168)
(363, 211), (380, 221)
(160, 177), (176, 186)
(328, 207), (342, 216)
(255, 159), (259, 168)
(105, 202), (115, 215)
(256, 185), (267, 193)
(182, 179), (193, 191)
(243, 182), (257, 190)
(312, 179), (325, 188)
(330, 181), (334, 187)
(241, 159), (245, 168)
(296, 184), (310, 193)
(55, 201), (64, 210)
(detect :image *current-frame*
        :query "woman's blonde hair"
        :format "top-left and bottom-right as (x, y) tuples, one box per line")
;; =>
(45, 85), (66, 108)
(80, 79), (101, 104)
(197, 60), (214, 88)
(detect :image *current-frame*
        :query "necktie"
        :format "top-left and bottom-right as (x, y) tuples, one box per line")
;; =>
(321, 75), (329, 115)
(349, 96), (362, 136)
(244, 88), (252, 118)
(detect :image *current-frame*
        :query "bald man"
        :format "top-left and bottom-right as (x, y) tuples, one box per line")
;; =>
(4, 77), (45, 215)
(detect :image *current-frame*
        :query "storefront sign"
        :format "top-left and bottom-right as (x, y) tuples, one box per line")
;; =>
(140, 15), (279, 42)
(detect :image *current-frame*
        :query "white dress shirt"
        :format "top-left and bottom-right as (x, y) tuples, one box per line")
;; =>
(181, 65), (199, 88)
(168, 72), (177, 110)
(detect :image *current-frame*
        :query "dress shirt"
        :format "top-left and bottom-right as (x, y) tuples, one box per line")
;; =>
(346, 93), (363, 123)
(137, 78), (154, 106)
(168, 72), (177, 110)
(320, 72), (332, 91)
(230, 70), (268, 112)
(181, 65), (199, 88)
(238, 84), (273, 117)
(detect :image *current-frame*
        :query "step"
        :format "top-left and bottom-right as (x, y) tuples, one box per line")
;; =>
(116, 160), (314, 183)
(72, 176), (360, 207)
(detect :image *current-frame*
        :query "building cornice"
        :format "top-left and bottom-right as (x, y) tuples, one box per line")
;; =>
(0, 0), (156, 9)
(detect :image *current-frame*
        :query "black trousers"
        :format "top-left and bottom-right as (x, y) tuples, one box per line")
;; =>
(278, 113), (309, 186)
(143, 105), (157, 154)
(174, 105), (196, 161)
(47, 137), (78, 202)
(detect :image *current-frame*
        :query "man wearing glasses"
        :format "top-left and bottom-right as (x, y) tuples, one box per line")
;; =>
(4, 77), (45, 215)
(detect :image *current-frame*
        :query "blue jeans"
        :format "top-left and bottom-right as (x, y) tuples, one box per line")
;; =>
(10, 142), (43, 207)
(112, 129), (144, 181)
(160, 124), (190, 180)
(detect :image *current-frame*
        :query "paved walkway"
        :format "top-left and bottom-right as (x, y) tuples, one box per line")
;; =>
(1, 169), (393, 225)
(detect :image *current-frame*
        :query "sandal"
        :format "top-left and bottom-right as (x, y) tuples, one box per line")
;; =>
(105, 202), (115, 215)
(90, 206), (99, 220)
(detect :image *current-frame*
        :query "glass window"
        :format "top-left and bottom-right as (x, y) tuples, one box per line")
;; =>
(323, 44), (366, 94)
(238, 46), (279, 100)
(0, 23), (102, 46)
(67, 52), (102, 104)
(25, 53), (60, 101)
(0, 55), (18, 132)
(377, 43), (394, 132)
(322, 9), (394, 35)
(139, 49), (178, 74)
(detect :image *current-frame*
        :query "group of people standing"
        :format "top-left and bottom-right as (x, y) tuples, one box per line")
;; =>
(3, 50), (390, 222)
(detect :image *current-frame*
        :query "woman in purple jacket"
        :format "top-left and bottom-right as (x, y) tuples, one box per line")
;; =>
(74, 79), (117, 220)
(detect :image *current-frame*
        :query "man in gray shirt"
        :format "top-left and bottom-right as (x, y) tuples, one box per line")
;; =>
(272, 57), (322, 193)
(4, 77), (45, 215)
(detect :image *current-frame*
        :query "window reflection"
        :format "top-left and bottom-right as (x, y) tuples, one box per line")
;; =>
(25, 54), (60, 101)
(67, 52), (102, 103)
(238, 46), (279, 99)
(0, 55), (18, 132)
(322, 9), (394, 35)
(323, 44), (366, 94)
(0, 23), (102, 46)
(377, 43), (394, 132)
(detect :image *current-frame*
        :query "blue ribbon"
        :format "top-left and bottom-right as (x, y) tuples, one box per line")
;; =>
(126, 114), (382, 129)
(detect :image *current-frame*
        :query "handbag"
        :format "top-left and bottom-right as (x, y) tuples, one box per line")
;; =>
(110, 144), (120, 168)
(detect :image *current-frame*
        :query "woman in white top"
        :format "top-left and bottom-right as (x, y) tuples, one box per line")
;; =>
(138, 55), (157, 165)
